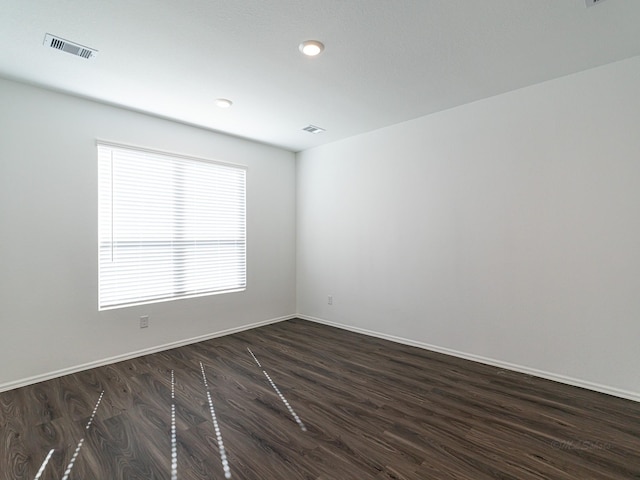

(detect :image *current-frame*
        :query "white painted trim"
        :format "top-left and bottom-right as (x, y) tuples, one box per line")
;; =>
(297, 314), (640, 403)
(0, 315), (294, 393)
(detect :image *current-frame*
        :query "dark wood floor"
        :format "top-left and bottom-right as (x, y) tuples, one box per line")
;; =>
(1, 318), (639, 479)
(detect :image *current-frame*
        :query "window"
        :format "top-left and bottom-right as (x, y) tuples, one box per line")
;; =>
(98, 142), (246, 310)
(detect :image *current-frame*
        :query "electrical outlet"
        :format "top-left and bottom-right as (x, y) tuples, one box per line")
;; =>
(328, 295), (333, 305)
(140, 315), (149, 328)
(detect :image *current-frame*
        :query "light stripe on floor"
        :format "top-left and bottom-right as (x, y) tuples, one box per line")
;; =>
(199, 362), (232, 479)
(247, 349), (307, 432)
(247, 347), (262, 367)
(171, 370), (178, 480)
(85, 390), (104, 430)
(33, 448), (54, 480)
(61, 438), (84, 480)
(61, 390), (104, 480)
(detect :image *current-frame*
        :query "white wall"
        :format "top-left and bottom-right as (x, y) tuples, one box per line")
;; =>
(297, 55), (640, 400)
(0, 78), (296, 390)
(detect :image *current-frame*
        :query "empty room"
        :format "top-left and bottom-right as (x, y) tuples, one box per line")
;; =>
(1, 1), (639, 479)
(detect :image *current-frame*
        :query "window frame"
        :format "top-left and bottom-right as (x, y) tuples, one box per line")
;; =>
(97, 141), (247, 311)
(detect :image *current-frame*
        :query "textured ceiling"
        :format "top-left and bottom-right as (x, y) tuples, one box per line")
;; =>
(1, 0), (640, 152)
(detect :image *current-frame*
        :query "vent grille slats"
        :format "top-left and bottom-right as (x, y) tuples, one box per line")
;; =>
(302, 125), (326, 134)
(44, 34), (97, 59)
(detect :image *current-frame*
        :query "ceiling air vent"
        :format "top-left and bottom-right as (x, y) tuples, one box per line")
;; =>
(302, 124), (325, 134)
(43, 34), (97, 59)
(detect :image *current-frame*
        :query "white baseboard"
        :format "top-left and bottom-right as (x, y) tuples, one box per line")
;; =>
(0, 314), (295, 393)
(297, 314), (640, 403)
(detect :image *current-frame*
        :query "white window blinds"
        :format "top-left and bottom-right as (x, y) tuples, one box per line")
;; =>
(98, 143), (246, 310)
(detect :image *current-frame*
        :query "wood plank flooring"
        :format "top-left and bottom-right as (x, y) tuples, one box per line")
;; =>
(1, 318), (639, 479)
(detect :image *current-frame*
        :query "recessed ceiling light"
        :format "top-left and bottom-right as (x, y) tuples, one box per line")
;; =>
(299, 40), (324, 57)
(215, 98), (233, 108)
